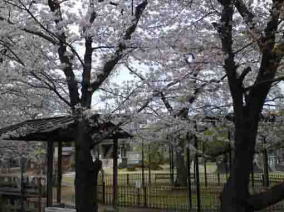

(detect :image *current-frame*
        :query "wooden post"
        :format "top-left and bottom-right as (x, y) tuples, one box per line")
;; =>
(202, 143), (207, 187)
(20, 157), (25, 212)
(113, 138), (118, 208)
(186, 138), (192, 209)
(263, 137), (269, 187)
(194, 136), (201, 212)
(148, 144), (151, 185)
(57, 141), (62, 204)
(141, 140), (146, 207)
(170, 145), (175, 184)
(46, 140), (54, 207)
(169, 144), (173, 185)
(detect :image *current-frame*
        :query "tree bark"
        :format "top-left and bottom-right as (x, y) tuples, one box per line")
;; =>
(175, 139), (188, 186)
(220, 115), (258, 212)
(215, 0), (284, 210)
(75, 118), (97, 212)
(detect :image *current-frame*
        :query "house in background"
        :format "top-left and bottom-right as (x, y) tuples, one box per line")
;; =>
(97, 139), (139, 168)
(54, 146), (75, 172)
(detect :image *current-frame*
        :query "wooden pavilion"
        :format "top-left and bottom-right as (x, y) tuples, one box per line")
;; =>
(0, 114), (132, 207)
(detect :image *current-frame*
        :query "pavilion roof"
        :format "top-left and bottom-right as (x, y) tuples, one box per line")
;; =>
(0, 114), (132, 142)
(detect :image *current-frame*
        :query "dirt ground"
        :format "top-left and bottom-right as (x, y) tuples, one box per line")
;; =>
(99, 206), (176, 212)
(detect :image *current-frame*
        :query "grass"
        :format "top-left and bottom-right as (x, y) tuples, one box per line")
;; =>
(102, 185), (221, 210)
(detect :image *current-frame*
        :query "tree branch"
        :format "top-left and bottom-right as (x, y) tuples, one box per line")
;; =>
(90, 0), (148, 92)
(81, 0), (97, 108)
(160, 92), (173, 113)
(234, 0), (263, 48)
(47, 0), (80, 109)
(216, 0), (244, 116)
(246, 0), (284, 109)
(238, 67), (251, 82)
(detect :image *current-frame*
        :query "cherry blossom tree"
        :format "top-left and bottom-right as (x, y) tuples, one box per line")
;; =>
(98, 0), (230, 186)
(2, 0), (284, 211)
(0, 0), (148, 211)
(214, 0), (284, 211)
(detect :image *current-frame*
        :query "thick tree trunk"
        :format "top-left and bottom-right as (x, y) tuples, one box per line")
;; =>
(75, 119), (98, 212)
(175, 140), (187, 186)
(220, 115), (258, 212)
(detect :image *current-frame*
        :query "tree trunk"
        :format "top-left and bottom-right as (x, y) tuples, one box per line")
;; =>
(175, 139), (187, 186)
(220, 115), (258, 212)
(75, 119), (98, 212)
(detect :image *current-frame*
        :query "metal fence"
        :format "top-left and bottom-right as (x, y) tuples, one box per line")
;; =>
(97, 172), (284, 211)
(1, 173), (284, 211)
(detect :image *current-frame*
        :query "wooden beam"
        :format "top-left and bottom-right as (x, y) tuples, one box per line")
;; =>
(46, 140), (54, 207)
(57, 141), (62, 204)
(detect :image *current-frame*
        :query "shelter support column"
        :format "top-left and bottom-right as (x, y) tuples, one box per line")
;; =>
(47, 140), (54, 207)
(57, 141), (62, 204)
(113, 137), (118, 208)
(263, 137), (269, 187)
(194, 136), (201, 212)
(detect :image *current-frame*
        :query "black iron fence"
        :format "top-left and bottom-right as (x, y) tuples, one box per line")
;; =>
(97, 172), (284, 211)
(1, 173), (284, 211)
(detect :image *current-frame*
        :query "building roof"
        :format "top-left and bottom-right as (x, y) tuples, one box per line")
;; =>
(0, 114), (132, 142)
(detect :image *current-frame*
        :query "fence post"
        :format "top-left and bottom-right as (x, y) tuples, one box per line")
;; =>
(143, 186), (147, 207)
(127, 174), (129, 185)
(137, 188), (140, 206)
(103, 181), (106, 204)
(38, 177), (42, 212)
